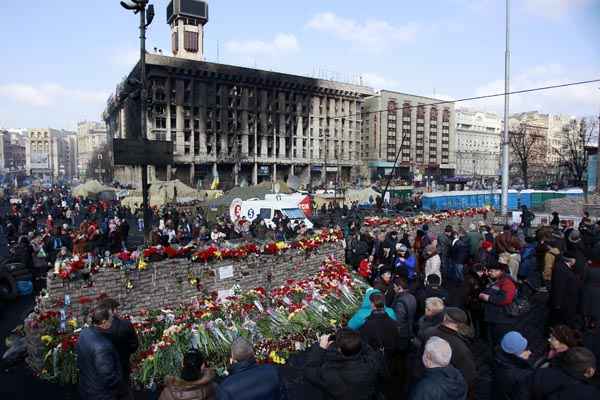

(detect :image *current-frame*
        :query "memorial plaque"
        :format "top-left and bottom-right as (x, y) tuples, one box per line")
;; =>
(218, 265), (234, 280)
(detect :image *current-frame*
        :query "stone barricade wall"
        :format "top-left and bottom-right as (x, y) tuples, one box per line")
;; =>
(38, 243), (344, 318)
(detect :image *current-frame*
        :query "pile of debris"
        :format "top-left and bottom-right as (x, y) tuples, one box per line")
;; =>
(544, 193), (600, 217)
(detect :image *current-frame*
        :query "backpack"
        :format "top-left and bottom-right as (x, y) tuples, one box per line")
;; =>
(504, 284), (531, 317)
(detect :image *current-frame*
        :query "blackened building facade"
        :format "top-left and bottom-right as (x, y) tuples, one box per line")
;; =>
(104, 54), (373, 189)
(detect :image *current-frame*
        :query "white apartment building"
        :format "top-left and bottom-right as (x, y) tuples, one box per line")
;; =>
(455, 109), (501, 179)
(77, 121), (108, 178)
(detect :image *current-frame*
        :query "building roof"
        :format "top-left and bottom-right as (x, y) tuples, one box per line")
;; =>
(104, 53), (375, 119)
(368, 89), (454, 105)
(143, 53), (374, 94)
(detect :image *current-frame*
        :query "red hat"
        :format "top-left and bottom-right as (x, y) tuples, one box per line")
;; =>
(481, 240), (493, 251)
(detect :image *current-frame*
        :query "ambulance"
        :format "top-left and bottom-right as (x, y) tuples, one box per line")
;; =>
(229, 195), (313, 230)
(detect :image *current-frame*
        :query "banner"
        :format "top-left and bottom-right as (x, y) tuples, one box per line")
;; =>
(31, 153), (49, 169)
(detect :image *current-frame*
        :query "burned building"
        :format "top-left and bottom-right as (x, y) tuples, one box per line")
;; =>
(103, 0), (373, 189)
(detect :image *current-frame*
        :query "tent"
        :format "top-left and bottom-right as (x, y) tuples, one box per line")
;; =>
(72, 180), (116, 198)
(121, 180), (203, 208)
(345, 188), (382, 205)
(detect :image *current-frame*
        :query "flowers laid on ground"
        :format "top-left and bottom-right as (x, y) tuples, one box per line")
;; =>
(28, 258), (365, 387)
(363, 207), (490, 228)
(52, 228), (344, 282)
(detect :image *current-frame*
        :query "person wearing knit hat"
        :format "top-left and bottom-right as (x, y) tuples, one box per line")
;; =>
(501, 331), (530, 357)
(533, 325), (583, 370)
(493, 331), (534, 400)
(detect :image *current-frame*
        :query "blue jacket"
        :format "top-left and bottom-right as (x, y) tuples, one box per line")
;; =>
(518, 244), (536, 279)
(395, 255), (417, 280)
(217, 359), (287, 400)
(76, 327), (122, 400)
(347, 288), (397, 330)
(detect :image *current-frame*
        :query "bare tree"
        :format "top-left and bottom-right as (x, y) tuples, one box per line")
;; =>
(86, 143), (114, 183)
(554, 118), (597, 189)
(509, 123), (546, 189)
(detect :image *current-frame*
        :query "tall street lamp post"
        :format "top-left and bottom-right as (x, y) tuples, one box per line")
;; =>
(120, 0), (155, 242)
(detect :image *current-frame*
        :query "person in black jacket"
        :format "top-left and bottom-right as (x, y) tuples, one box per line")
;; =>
(409, 336), (467, 400)
(421, 308), (477, 395)
(550, 253), (581, 328)
(304, 328), (384, 400)
(359, 292), (404, 399)
(392, 277), (417, 397)
(76, 306), (122, 400)
(99, 298), (139, 393)
(217, 337), (287, 400)
(492, 331), (533, 400)
(520, 347), (599, 400)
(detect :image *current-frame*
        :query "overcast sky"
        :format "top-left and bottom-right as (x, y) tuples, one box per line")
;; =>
(0, 0), (599, 130)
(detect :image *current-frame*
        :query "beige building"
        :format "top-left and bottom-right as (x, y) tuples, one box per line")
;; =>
(26, 128), (78, 180)
(77, 121), (108, 178)
(509, 111), (575, 177)
(455, 109), (501, 179)
(361, 90), (456, 182)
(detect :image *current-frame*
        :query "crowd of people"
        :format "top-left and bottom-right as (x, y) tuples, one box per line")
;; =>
(2, 186), (361, 291)
(340, 209), (600, 399)
(4, 184), (600, 399)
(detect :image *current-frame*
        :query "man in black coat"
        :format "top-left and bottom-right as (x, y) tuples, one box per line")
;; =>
(217, 337), (287, 400)
(99, 298), (139, 392)
(360, 292), (404, 399)
(420, 307), (477, 395)
(304, 328), (384, 400)
(492, 331), (533, 400)
(409, 337), (467, 400)
(519, 347), (599, 400)
(76, 306), (122, 400)
(550, 253), (581, 327)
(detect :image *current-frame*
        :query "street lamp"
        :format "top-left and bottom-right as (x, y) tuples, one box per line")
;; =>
(119, 0), (155, 243)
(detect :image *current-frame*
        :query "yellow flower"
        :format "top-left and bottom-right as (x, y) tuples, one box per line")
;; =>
(329, 319), (337, 326)
(287, 310), (299, 320)
(68, 319), (78, 329)
(138, 260), (147, 270)
(41, 335), (53, 345)
(269, 350), (286, 365)
(214, 251), (222, 259)
(275, 241), (288, 250)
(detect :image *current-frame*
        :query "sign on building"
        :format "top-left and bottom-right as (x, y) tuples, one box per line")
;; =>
(31, 153), (49, 169)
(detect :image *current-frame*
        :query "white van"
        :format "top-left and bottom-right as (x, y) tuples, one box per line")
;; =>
(230, 197), (313, 230)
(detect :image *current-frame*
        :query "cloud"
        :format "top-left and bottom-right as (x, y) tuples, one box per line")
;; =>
(306, 12), (417, 50)
(523, 0), (590, 19)
(111, 48), (140, 68)
(463, 64), (600, 117)
(0, 83), (109, 129)
(361, 73), (401, 90)
(225, 33), (299, 56)
(0, 83), (108, 108)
